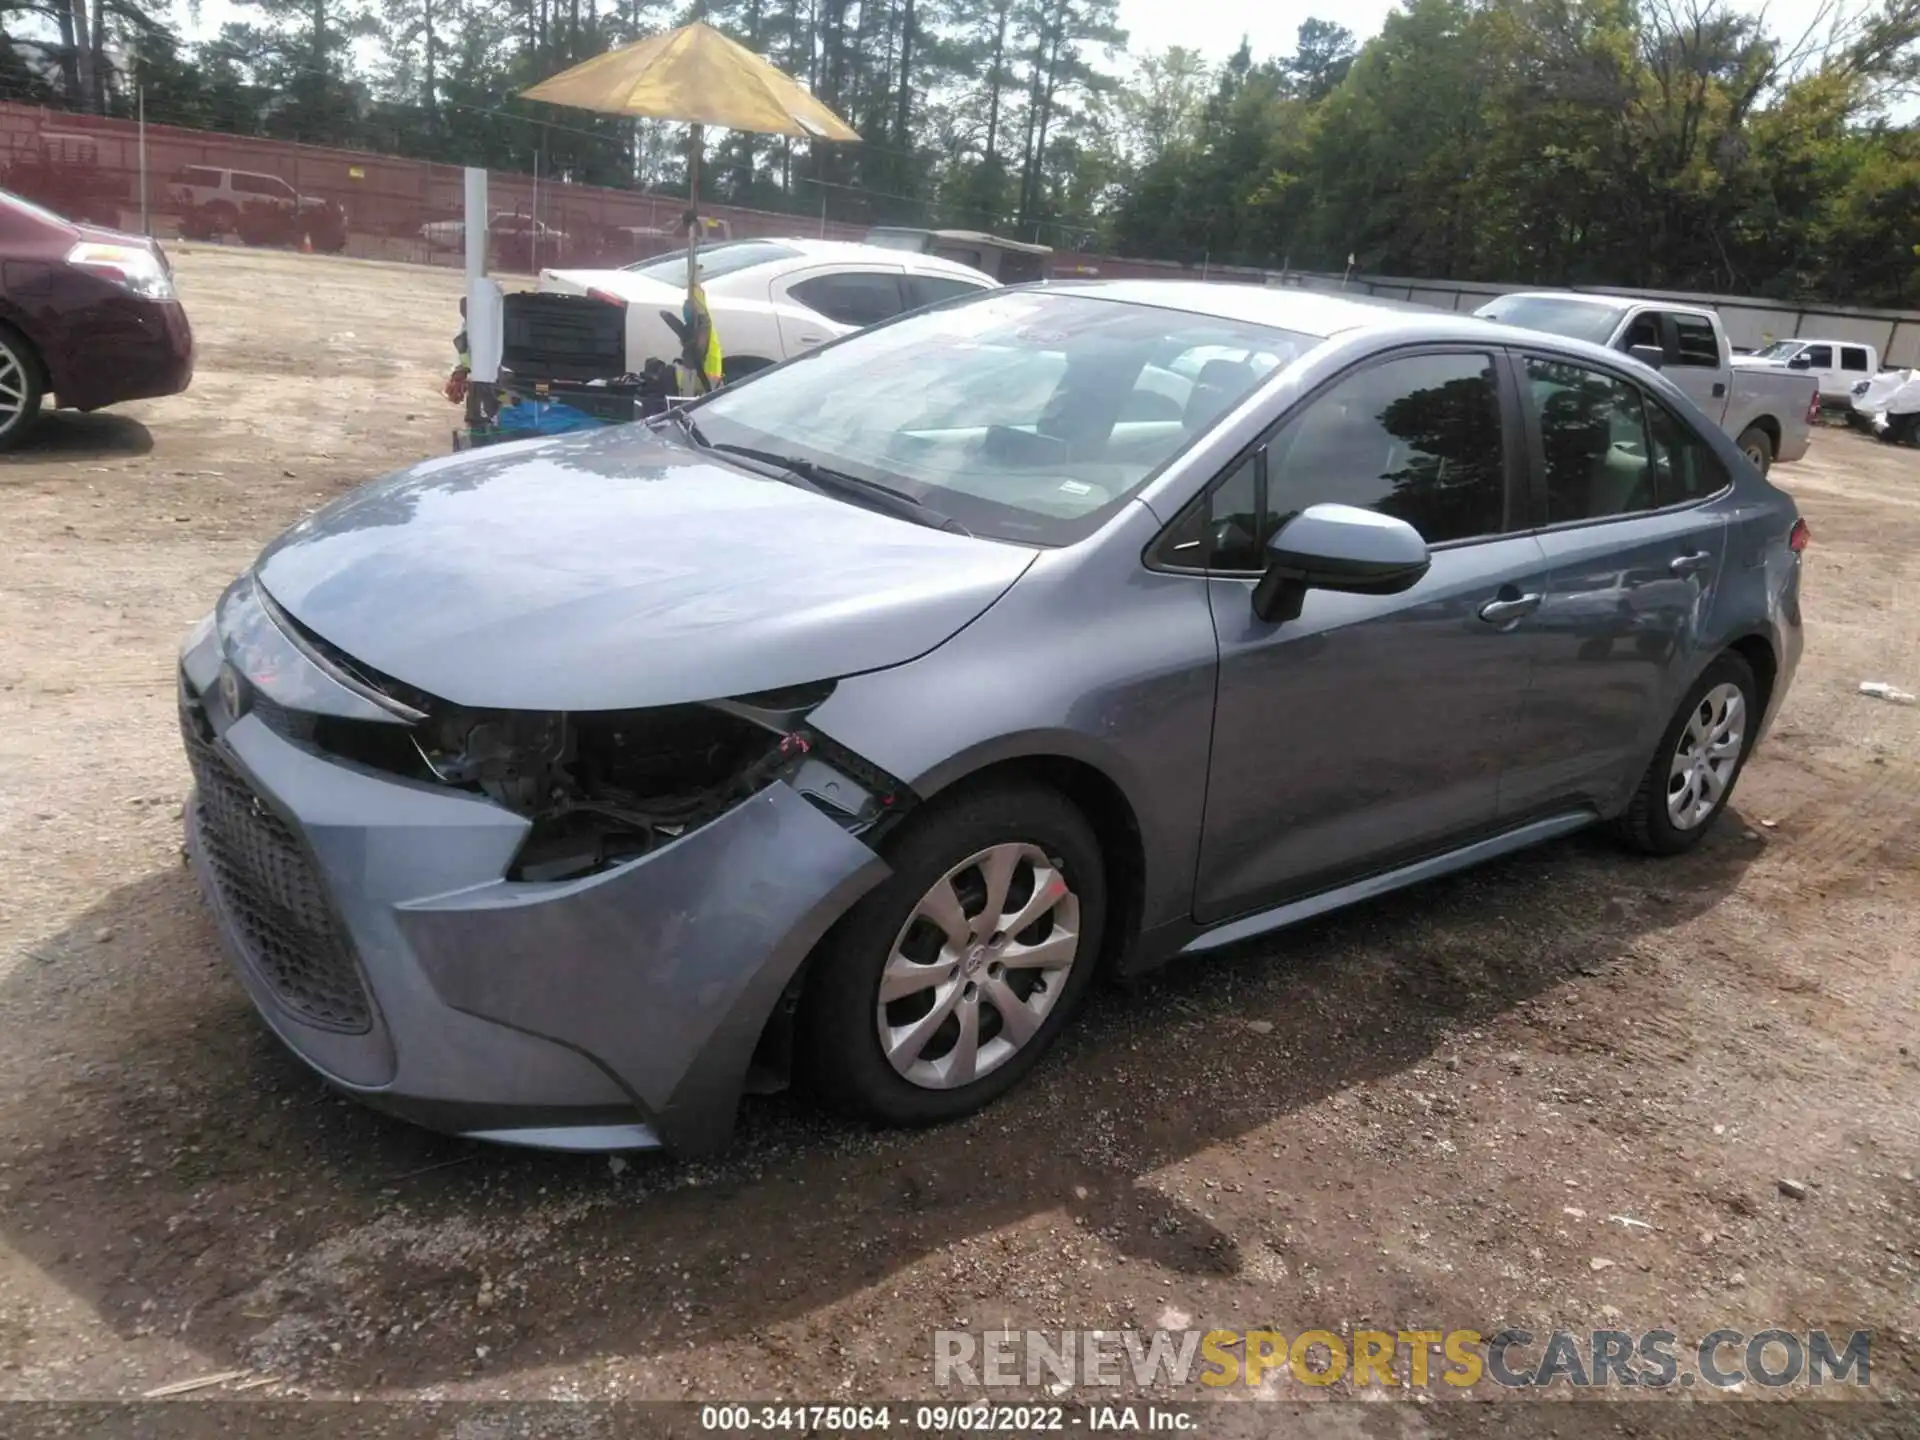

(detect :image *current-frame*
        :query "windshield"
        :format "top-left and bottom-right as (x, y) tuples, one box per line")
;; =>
(1476, 296), (1623, 347)
(622, 239), (801, 283)
(689, 291), (1317, 545)
(1749, 341), (1804, 361)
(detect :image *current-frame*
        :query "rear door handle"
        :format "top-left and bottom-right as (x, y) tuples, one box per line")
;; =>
(796, 333), (825, 347)
(1479, 592), (1543, 626)
(1669, 550), (1714, 576)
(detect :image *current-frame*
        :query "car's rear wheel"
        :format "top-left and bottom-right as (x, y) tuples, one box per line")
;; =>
(799, 781), (1106, 1126)
(1615, 651), (1759, 855)
(0, 324), (45, 452)
(1734, 424), (1773, 475)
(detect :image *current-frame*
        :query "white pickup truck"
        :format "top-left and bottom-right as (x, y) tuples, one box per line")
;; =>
(1475, 292), (1818, 475)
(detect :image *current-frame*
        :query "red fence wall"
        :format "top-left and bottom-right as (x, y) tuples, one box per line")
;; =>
(0, 100), (1260, 283)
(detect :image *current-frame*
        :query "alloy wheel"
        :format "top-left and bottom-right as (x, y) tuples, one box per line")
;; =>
(0, 339), (28, 440)
(1667, 681), (1745, 830)
(876, 842), (1082, 1090)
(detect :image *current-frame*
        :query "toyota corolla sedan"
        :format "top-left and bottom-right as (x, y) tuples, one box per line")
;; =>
(179, 282), (1805, 1155)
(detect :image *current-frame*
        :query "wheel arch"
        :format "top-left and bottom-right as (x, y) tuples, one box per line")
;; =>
(748, 744), (1151, 1091)
(0, 306), (53, 395)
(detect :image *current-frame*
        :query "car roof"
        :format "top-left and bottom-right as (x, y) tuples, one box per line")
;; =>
(1038, 279), (1491, 340)
(764, 237), (996, 282)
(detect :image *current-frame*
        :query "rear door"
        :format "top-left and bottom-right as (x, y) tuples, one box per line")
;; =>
(1184, 346), (1556, 923)
(1499, 351), (1732, 818)
(771, 265), (907, 354)
(1657, 311), (1730, 423)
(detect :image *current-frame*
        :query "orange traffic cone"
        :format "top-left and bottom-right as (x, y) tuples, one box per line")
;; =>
(301, 232), (314, 254)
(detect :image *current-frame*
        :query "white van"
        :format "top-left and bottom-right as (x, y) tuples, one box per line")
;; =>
(1736, 337), (1879, 405)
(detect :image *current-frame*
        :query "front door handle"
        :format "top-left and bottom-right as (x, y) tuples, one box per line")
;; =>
(1669, 550), (1714, 576)
(1479, 591), (1543, 626)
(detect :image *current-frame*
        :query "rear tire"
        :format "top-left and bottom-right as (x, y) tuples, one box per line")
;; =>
(1734, 424), (1773, 476)
(1614, 652), (1759, 856)
(0, 323), (45, 452)
(799, 781), (1107, 1126)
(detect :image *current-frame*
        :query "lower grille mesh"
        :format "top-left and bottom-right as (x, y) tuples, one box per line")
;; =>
(183, 712), (372, 1033)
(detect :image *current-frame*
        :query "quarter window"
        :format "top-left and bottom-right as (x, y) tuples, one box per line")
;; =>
(1645, 400), (1728, 505)
(1525, 357), (1657, 522)
(789, 271), (907, 327)
(1668, 315), (1720, 367)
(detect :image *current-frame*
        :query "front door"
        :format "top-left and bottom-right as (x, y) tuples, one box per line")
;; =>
(1190, 348), (1553, 924)
(1498, 352), (1733, 817)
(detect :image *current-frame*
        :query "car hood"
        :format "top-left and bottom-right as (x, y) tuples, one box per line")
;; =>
(252, 425), (1037, 711)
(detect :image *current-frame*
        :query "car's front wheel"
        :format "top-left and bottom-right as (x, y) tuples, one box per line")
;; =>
(1616, 651), (1759, 855)
(0, 323), (45, 452)
(800, 781), (1106, 1126)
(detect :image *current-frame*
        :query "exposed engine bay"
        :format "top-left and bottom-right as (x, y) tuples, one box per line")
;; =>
(406, 689), (901, 882)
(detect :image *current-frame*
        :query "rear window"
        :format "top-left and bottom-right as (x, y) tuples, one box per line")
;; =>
(1670, 315), (1720, 367)
(622, 239), (802, 283)
(0, 188), (73, 230)
(1841, 346), (1870, 372)
(1475, 296), (1623, 347)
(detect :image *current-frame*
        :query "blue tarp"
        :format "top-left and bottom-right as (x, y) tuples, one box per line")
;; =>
(493, 399), (606, 436)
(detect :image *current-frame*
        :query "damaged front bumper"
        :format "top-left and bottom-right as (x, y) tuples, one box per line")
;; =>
(178, 588), (891, 1155)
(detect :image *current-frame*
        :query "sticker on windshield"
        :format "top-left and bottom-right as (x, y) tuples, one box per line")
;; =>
(1057, 480), (1094, 497)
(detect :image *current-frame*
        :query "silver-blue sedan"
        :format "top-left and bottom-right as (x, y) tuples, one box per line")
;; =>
(178, 282), (1806, 1154)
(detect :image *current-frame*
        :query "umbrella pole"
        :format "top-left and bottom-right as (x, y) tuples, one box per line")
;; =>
(686, 122), (703, 296)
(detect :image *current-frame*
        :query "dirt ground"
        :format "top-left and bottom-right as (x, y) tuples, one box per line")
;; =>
(1, 248), (1917, 1424)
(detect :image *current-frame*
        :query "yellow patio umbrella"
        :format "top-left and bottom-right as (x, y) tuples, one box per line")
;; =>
(523, 23), (860, 388)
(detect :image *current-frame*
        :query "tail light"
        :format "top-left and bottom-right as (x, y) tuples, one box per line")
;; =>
(586, 287), (627, 307)
(1806, 387), (1821, 424)
(1789, 518), (1810, 553)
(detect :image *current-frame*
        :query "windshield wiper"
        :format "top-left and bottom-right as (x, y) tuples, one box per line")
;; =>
(705, 440), (970, 536)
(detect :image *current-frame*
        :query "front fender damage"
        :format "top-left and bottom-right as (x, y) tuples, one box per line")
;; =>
(397, 781), (890, 1155)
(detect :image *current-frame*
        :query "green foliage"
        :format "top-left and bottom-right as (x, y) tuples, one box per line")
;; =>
(3, 0), (1916, 304)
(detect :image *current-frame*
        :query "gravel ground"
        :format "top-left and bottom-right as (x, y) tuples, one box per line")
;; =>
(0, 248), (1916, 1426)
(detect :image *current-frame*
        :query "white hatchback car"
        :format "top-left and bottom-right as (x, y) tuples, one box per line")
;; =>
(538, 238), (997, 382)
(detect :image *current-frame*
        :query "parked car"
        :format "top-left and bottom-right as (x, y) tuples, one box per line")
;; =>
(0, 188), (192, 449)
(1734, 336), (1879, 406)
(179, 282), (1805, 1155)
(420, 212), (570, 267)
(1474, 292), (1818, 474)
(168, 166), (321, 234)
(1848, 368), (1920, 442)
(538, 237), (996, 381)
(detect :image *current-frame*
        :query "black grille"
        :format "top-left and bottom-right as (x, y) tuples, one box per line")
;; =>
(183, 712), (372, 1033)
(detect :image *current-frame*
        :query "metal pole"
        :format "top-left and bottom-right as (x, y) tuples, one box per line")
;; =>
(531, 142), (540, 274)
(137, 83), (148, 236)
(464, 165), (487, 282)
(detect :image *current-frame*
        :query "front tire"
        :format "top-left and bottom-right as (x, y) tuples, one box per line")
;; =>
(1734, 424), (1774, 476)
(1615, 652), (1759, 855)
(0, 323), (45, 452)
(799, 781), (1107, 1126)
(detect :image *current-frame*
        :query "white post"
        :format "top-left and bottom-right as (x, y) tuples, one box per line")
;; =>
(530, 144), (541, 274)
(464, 165), (487, 283)
(137, 84), (148, 235)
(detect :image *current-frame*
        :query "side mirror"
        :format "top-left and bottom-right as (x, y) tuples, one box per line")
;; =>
(1626, 343), (1665, 371)
(1787, 354), (1812, 370)
(1251, 504), (1431, 624)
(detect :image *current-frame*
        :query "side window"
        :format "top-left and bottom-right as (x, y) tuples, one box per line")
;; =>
(1526, 357), (1657, 522)
(1668, 315), (1721, 367)
(789, 272), (907, 327)
(1621, 313), (1661, 351)
(1265, 351), (1506, 546)
(1645, 401), (1729, 505)
(904, 274), (987, 309)
(1803, 344), (1834, 369)
(1841, 346), (1870, 372)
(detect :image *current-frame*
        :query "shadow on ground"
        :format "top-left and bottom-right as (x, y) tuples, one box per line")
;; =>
(0, 820), (1760, 1390)
(0, 412), (154, 465)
